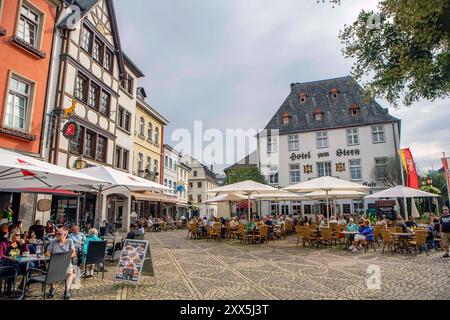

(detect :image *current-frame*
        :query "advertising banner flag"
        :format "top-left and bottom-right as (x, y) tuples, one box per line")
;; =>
(442, 157), (450, 201)
(400, 148), (420, 189)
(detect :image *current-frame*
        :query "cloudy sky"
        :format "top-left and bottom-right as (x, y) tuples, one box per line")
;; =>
(114, 0), (450, 174)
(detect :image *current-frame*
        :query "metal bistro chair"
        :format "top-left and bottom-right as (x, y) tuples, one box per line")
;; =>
(0, 265), (18, 299)
(83, 241), (108, 281)
(26, 252), (72, 300)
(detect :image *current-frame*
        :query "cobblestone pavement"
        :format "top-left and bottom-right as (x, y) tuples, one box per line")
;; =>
(17, 230), (450, 300)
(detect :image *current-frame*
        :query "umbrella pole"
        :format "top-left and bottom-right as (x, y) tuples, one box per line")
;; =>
(247, 195), (251, 219)
(326, 190), (330, 224)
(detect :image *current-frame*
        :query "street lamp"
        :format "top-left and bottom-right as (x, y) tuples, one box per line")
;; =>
(75, 157), (87, 170)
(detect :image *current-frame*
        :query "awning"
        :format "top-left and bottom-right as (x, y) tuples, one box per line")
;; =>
(10, 188), (80, 196)
(132, 192), (179, 204)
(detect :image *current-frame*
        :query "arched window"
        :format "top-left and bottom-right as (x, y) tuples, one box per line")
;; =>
(148, 122), (153, 142)
(139, 117), (145, 136)
(155, 127), (160, 145)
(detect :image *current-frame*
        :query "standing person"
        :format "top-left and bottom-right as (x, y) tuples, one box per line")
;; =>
(440, 206), (450, 258)
(45, 228), (76, 299)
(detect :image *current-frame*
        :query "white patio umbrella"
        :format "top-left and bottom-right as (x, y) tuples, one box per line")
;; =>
(364, 186), (439, 199)
(252, 190), (305, 216)
(304, 190), (367, 218)
(365, 186), (439, 220)
(65, 166), (171, 225)
(209, 180), (278, 218)
(303, 190), (367, 200)
(283, 177), (370, 219)
(203, 193), (248, 204)
(203, 193), (248, 217)
(0, 148), (108, 189)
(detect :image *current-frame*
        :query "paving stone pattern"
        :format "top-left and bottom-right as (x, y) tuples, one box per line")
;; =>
(23, 230), (450, 300)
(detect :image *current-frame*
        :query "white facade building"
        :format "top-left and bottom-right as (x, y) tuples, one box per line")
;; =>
(182, 155), (219, 218)
(258, 76), (402, 217)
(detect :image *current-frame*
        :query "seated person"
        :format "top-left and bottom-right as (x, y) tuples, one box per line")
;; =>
(395, 217), (413, 234)
(69, 225), (86, 250)
(45, 228), (76, 299)
(136, 222), (145, 235)
(375, 216), (387, 228)
(44, 220), (56, 238)
(405, 216), (418, 229)
(28, 220), (45, 240)
(350, 220), (374, 253)
(346, 218), (359, 244)
(246, 218), (258, 231)
(126, 224), (138, 239)
(69, 225), (86, 266)
(81, 228), (103, 278)
(229, 217), (239, 231)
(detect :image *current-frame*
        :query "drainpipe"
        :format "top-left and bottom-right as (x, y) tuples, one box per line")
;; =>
(40, 4), (63, 159)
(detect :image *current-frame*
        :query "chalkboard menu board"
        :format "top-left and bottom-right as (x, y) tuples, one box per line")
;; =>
(115, 240), (148, 285)
(376, 200), (396, 220)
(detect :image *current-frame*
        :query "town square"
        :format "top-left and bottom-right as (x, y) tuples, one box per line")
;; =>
(0, 0), (449, 303)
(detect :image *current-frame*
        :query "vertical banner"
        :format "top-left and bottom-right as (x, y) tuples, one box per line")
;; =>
(400, 148), (420, 189)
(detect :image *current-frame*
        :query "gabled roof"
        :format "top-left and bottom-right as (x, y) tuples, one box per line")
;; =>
(59, 0), (126, 79)
(123, 53), (145, 78)
(264, 76), (400, 135)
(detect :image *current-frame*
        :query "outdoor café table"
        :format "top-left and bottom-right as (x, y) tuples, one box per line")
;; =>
(246, 229), (260, 244)
(391, 232), (415, 254)
(4, 255), (50, 300)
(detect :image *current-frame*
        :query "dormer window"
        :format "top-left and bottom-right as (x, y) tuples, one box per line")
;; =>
(349, 104), (361, 116)
(330, 88), (340, 99)
(313, 108), (324, 121)
(298, 91), (308, 103)
(281, 112), (291, 124)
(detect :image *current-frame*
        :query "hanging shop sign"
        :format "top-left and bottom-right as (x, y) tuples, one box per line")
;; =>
(336, 148), (360, 157)
(62, 120), (80, 141)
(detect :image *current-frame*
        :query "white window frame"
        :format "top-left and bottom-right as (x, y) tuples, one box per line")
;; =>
(268, 166), (279, 185)
(267, 137), (278, 154)
(349, 159), (362, 181)
(137, 153), (143, 176)
(289, 164), (301, 184)
(317, 162), (332, 177)
(139, 117), (145, 136)
(346, 128), (359, 146)
(316, 131), (329, 149)
(4, 72), (34, 132)
(375, 157), (388, 181)
(147, 123), (153, 142)
(372, 125), (386, 144)
(288, 135), (299, 151)
(16, 2), (44, 49)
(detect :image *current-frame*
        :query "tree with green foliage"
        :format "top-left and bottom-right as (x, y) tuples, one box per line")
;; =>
(226, 167), (266, 185)
(339, 0), (450, 107)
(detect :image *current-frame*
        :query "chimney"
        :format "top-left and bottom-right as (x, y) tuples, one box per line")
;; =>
(211, 165), (213, 172)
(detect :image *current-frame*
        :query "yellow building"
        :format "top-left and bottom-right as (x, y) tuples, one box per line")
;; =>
(133, 88), (169, 183)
